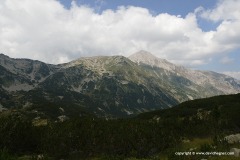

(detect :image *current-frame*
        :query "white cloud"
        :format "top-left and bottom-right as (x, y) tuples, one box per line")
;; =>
(200, 0), (240, 22)
(220, 56), (234, 64)
(200, 0), (240, 50)
(0, 0), (240, 66)
(223, 72), (240, 80)
(214, 20), (240, 48)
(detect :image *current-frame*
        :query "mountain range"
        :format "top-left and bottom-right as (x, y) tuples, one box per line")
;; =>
(0, 50), (240, 118)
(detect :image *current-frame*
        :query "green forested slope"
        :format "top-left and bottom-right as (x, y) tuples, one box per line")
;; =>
(0, 93), (240, 159)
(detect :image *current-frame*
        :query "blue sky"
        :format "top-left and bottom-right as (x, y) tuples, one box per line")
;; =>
(0, 0), (240, 79)
(59, 0), (216, 16)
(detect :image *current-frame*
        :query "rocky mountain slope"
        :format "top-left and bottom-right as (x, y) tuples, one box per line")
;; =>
(0, 51), (240, 118)
(129, 50), (240, 95)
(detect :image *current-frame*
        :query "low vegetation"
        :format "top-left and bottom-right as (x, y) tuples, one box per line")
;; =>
(0, 93), (239, 159)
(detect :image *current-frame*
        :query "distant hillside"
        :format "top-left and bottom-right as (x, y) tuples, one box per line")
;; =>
(137, 93), (240, 129)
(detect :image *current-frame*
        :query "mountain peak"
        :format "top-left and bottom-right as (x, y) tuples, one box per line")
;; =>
(129, 50), (179, 73)
(129, 50), (157, 60)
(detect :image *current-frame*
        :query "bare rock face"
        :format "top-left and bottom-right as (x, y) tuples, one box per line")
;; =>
(225, 134), (240, 144)
(230, 148), (240, 157)
(1, 51), (240, 118)
(129, 50), (240, 95)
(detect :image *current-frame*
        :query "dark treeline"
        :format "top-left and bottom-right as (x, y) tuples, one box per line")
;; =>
(1, 93), (240, 159)
(0, 109), (234, 159)
(0, 115), (179, 159)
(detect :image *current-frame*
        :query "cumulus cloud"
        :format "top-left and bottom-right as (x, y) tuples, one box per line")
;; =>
(200, 0), (240, 50)
(223, 72), (240, 80)
(0, 0), (240, 66)
(200, 0), (240, 22)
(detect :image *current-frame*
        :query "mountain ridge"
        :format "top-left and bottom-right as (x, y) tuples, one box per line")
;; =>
(129, 50), (240, 94)
(0, 51), (240, 118)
